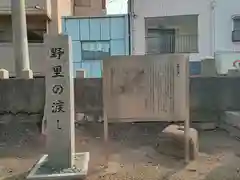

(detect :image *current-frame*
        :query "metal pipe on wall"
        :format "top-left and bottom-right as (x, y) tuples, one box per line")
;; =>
(128, 0), (134, 55)
(210, 0), (216, 56)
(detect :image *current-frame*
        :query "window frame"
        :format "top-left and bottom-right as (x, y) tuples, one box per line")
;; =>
(27, 28), (46, 43)
(74, 0), (91, 7)
(233, 16), (240, 31)
(232, 15), (240, 42)
(81, 40), (111, 61)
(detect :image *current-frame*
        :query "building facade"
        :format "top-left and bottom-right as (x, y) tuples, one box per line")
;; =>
(73, 0), (106, 16)
(0, 0), (106, 77)
(128, 0), (240, 62)
(62, 15), (130, 78)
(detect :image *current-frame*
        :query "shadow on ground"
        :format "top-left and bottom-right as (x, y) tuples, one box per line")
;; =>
(0, 122), (240, 180)
(202, 154), (240, 180)
(0, 122), (45, 158)
(76, 122), (240, 156)
(2, 172), (27, 180)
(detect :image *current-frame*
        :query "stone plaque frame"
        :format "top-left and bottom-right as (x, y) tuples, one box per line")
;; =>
(103, 54), (189, 122)
(102, 54), (190, 162)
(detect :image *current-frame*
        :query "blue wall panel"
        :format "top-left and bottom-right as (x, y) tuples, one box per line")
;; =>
(79, 19), (90, 41)
(110, 17), (125, 39)
(62, 15), (129, 78)
(110, 40), (126, 55)
(72, 41), (81, 63)
(65, 19), (79, 40)
(82, 61), (102, 78)
(89, 19), (101, 40)
(100, 18), (110, 40)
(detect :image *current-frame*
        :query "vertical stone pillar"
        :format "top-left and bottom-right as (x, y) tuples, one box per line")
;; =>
(45, 34), (75, 168)
(27, 34), (89, 180)
(11, 0), (32, 79)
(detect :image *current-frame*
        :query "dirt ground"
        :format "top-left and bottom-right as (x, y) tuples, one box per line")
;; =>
(0, 122), (240, 180)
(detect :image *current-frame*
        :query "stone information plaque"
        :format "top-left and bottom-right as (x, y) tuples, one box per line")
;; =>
(45, 35), (75, 168)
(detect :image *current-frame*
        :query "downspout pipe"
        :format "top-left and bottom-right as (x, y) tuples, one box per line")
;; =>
(210, 0), (216, 56)
(128, 0), (135, 55)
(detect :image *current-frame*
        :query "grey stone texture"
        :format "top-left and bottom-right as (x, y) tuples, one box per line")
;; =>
(162, 124), (199, 160)
(0, 69), (9, 79)
(21, 69), (33, 79)
(0, 77), (239, 125)
(44, 35), (75, 169)
(27, 152), (89, 180)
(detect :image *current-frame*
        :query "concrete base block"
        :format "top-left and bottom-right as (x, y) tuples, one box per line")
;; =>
(162, 125), (199, 160)
(21, 69), (33, 79)
(220, 111), (240, 138)
(0, 69), (9, 79)
(27, 152), (90, 180)
(201, 57), (217, 77)
(227, 69), (240, 77)
(76, 69), (86, 78)
(75, 113), (85, 122)
(220, 123), (240, 139)
(192, 122), (216, 131)
(223, 111), (240, 129)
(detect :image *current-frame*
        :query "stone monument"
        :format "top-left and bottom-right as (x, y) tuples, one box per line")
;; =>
(27, 34), (89, 180)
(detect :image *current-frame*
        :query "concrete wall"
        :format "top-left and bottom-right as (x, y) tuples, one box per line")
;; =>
(190, 77), (240, 122)
(75, 77), (240, 122)
(0, 79), (45, 115)
(0, 77), (239, 124)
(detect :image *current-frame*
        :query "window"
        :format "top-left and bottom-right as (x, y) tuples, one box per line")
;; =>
(233, 16), (240, 31)
(81, 41), (110, 60)
(27, 29), (46, 43)
(74, 0), (91, 7)
(0, 29), (10, 42)
(147, 28), (176, 54)
(232, 16), (240, 42)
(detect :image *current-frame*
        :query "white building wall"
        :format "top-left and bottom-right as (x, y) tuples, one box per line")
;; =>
(214, 0), (240, 52)
(130, 0), (240, 61)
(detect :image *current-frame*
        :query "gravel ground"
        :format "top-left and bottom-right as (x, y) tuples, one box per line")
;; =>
(0, 122), (240, 180)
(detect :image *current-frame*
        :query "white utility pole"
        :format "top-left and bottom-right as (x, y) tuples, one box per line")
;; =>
(11, 0), (31, 78)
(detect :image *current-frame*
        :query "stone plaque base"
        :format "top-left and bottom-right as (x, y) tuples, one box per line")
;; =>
(27, 152), (89, 180)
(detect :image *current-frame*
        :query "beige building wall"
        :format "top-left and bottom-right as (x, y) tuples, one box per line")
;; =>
(48, 0), (72, 35)
(0, 0), (73, 76)
(0, 0), (73, 40)
(0, 16), (46, 42)
(73, 0), (105, 16)
(0, 0), (106, 76)
(0, 16), (12, 42)
(57, 0), (72, 33)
